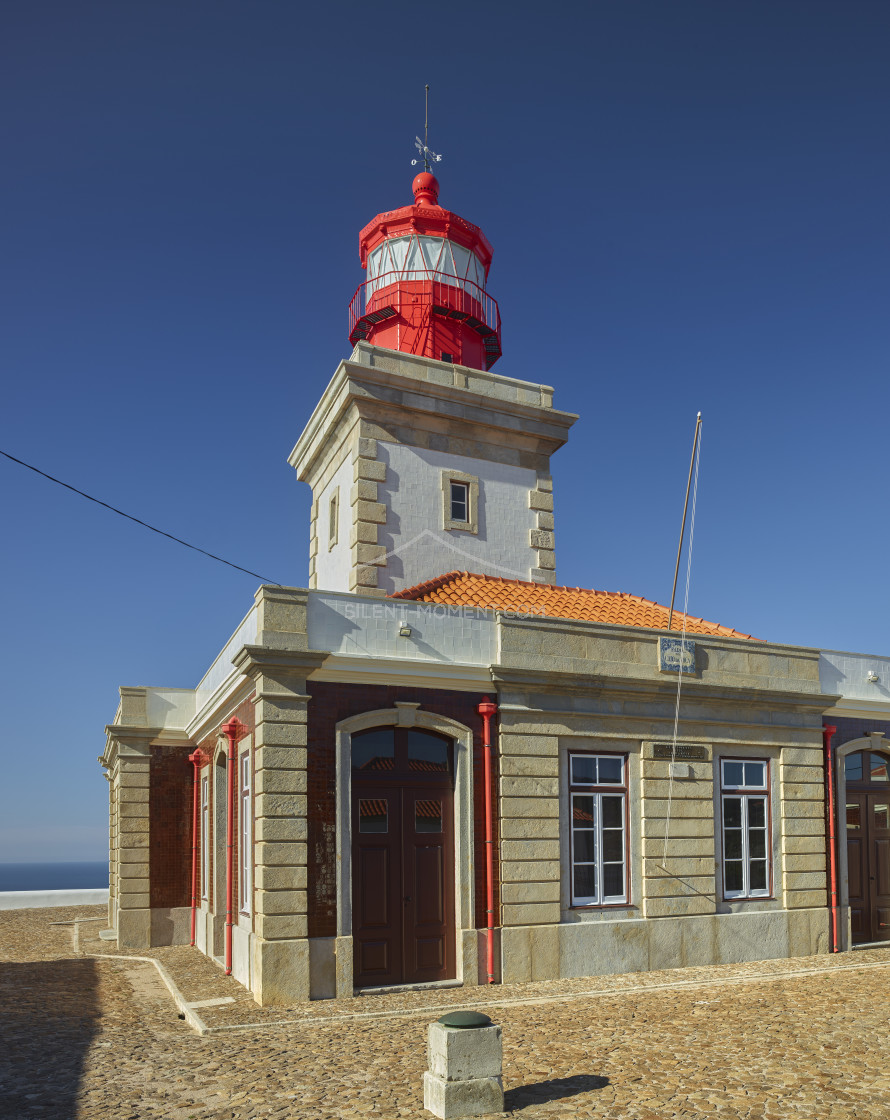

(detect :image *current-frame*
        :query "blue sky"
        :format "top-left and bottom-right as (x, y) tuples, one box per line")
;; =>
(2, 1), (888, 861)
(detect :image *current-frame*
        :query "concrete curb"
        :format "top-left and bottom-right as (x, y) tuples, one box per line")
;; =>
(0, 889), (109, 910)
(92, 954), (210, 1036)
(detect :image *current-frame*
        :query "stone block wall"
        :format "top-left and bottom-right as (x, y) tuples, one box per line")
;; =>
(640, 749), (716, 919)
(492, 617), (834, 984)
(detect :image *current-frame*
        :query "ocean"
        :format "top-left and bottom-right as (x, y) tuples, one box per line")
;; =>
(0, 862), (109, 892)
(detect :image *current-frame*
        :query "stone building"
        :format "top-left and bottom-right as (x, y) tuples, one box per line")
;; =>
(100, 169), (870, 1007)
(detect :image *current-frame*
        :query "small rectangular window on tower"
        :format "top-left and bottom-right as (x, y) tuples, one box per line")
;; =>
(450, 481), (469, 523)
(328, 488), (339, 549)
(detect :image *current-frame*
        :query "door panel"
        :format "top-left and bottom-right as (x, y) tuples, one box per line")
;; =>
(352, 788), (402, 988)
(847, 794), (868, 943)
(353, 782), (454, 988)
(403, 789), (454, 985)
(869, 793), (890, 942)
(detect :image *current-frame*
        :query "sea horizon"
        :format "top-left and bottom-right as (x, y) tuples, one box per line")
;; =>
(0, 861), (109, 892)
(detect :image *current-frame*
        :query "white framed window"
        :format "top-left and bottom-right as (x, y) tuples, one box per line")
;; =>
(720, 759), (770, 899)
(450, 481), (469, 522)
(201, 775), (210, 901)
(239, 752), (251, 914)
(441, 470), (479, 533)
(328, 488), (339, 549)
(569, 753), (628, 906)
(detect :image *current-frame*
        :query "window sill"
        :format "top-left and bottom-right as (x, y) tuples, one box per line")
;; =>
(571, 902), (636, 912)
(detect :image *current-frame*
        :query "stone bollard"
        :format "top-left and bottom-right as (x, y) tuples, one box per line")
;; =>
(422, 1011), (504, 1119)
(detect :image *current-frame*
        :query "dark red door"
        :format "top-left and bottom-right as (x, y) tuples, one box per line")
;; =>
(403, 790), (453, 981)
(867, 792), (890, 942)
(844, 749), (890, 944)
(352, 788), (403, 986)
(847, 793), (868, 942)
(351, 727), (455, 989)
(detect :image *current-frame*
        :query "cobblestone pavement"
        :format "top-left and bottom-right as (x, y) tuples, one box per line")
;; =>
(2, 907), (890, 1119)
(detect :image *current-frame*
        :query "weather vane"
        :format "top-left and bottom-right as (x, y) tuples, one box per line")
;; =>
(411, 84), (443, 172)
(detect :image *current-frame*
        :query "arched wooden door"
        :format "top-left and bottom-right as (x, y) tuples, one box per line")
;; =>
(351, 726), (455, 989)
(845, 749), (890, 943)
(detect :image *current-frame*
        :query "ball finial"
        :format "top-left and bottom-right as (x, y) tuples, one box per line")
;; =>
(412, 172), (440, 206)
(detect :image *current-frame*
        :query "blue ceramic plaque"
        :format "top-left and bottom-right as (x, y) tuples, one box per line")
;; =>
(658, 636), (696, 674)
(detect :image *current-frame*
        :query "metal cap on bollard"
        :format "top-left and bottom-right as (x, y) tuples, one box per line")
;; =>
(424, 1010), (503, 1118)
(437, 1011), (492, 1030)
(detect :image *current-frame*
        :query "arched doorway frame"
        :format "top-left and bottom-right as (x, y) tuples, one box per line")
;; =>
(334, 702), (476, 996)
(835, 731), (890, 950)
(212, 738), (228, 958)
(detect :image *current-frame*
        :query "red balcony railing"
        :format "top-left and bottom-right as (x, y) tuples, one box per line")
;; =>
(348, 270), (501, 366)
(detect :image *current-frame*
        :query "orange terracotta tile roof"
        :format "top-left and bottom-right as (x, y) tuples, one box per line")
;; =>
(391, 571), (757, 640)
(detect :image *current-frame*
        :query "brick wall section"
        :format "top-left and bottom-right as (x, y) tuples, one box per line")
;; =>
(149, 744), (192, 909)
(829, 715), (890, 746)
(305, 681), (497, 938)
(640, 751), (717, 919)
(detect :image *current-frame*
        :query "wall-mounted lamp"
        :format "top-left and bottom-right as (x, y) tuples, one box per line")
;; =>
(398, 622), (412, 638)
(866, 671), (879, 683)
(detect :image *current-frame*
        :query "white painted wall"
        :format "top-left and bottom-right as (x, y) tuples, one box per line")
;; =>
(146, 689), (195, 731)
(313, 456), (354, 593)
(820, 649), (890, 704)
(307, 589), (496, 665)
(376, 443), (538, 594)
(194, 607), (258, 714)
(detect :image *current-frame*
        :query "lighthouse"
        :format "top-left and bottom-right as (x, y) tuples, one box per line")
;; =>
(348, 171), (502, 370)
(290, 167), (576, 596)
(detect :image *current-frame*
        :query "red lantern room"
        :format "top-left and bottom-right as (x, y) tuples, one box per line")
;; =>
(348, 172), (502, 370)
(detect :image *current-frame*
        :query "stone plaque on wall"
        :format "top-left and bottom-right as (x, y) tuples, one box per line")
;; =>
(658, 636), (696, 674)
(653, 743), (710, 761)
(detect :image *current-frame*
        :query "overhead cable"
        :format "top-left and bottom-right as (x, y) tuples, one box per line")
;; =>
(0, 448), (282, 586)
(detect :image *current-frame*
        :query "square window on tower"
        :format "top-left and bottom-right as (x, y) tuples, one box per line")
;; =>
(441, 472), (478, 534)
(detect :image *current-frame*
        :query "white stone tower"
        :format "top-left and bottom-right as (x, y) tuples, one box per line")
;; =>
(289, 342), (576, 595)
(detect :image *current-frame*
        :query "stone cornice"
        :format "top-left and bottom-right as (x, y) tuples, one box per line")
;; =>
(489, 664), (840, 715)
(497, 613), (819, 657)
(308, 653), (493, 693)
(289, 350), (577, 481)
(100, 724), (164, 769)
(232, 645), (329, 677)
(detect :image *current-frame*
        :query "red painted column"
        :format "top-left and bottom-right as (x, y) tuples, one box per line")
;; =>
(477, 697), (499, 984)
(221, 718), (244, 975)
(823, 723), (839, 952)
(188, 749), (203, 947)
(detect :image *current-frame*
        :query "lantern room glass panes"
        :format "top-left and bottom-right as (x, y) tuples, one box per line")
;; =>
(367, 236), (486, 296)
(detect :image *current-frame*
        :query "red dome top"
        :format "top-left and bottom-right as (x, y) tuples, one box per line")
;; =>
(358, 176), (493, 273)
(412, 172), (440, 206)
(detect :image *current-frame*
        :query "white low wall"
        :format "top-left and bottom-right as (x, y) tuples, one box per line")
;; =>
(0, 889), (109, 910)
